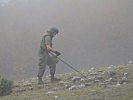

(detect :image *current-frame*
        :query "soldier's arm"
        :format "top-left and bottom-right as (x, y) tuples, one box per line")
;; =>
(46, 44), (56, 53)
(45, 36), (56, 53)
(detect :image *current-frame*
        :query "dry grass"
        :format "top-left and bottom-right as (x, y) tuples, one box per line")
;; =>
(0, 64), (133, 100)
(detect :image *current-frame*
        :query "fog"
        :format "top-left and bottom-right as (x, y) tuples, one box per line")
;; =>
(0, 0), (133, 80)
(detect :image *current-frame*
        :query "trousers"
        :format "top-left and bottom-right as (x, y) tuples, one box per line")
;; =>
(37, 49), (58, 78)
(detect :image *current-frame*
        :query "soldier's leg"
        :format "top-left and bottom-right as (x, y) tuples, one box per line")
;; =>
(37, 56), (48, 84)
(47, 61), (56, 79)
(47, 58), (60, 82)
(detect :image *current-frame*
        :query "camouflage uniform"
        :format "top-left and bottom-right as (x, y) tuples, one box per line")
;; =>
(37, 33), (57, 79)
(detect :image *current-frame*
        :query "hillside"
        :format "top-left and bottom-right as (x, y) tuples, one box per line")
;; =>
(0, 63), (133, 100)
(1, 0), (133, 79)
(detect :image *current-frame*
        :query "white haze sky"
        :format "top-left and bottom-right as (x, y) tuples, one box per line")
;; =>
(0, 0), (133, 79)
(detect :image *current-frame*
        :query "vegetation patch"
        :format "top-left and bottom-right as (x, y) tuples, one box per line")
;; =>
(0, 77), (14, 96)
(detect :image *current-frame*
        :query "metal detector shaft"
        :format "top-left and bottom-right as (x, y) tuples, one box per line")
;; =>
(49, 52), (88, 79)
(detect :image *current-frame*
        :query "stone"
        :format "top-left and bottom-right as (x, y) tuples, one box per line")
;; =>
(97, 70), (103, 73)
(88, 70), (92, 72)
(46, 91), (55, 95)
(90, 72), (97, 76)
(65, 84), (71, 89)
(78, 84), (85, 88)
(107, 71), (116, 77)
(59, 81), (68, 84)
(116, 83), (121, 86)
(80, 78), (85, 82)
(55, 96), (58, 99)
(14, 88), (26, 93)
(91, 67), (95, 70)
(23, 81), (32, 86)
(96, 76), (104, 80)
(108, 65), (114, 68)
(85, 83), (91, 86)
(122, 77), (127, 81)
(124, 73), (128, 76)
(120, 77), (128, 84)
(105, 78), (113, 82)
(100, 83), (106, 85)
(69, 85), (78, 90)
(128, 61), (133, 64)
(72, 76), (81, 82)
(69, 84), (85, 90)
(88, 77), (95, 81)
(101, 71), (105, 75)
(94, 80), (100, 83)
(29, 87), (33, 90)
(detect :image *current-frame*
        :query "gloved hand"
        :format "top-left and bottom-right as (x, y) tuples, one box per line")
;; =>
(55, 51), (61, 56)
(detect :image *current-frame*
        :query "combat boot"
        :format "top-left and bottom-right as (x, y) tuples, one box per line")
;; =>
(38, 77), (44, 85)
(51, 76), (61, 82)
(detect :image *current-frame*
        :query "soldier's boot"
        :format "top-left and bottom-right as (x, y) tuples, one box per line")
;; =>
(38, 77), (44, 85)
(37, 65), (45, 85)
(51, 75), (61, 82)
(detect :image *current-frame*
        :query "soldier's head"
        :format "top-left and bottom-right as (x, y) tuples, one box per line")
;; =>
(48, 27), (59, 37)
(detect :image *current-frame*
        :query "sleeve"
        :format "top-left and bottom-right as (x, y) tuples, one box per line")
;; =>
(40, 35), (51, 49)
(45, 36), (52, 45)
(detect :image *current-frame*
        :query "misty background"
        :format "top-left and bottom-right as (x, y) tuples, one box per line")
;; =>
(0, 0), (133, 80)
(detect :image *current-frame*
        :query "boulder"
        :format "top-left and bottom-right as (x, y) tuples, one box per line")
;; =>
(128, 61), (133, 64)
(71, 76), (81, 82)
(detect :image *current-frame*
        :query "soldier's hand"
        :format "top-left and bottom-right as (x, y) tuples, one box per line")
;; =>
(55, 51), (61, 56)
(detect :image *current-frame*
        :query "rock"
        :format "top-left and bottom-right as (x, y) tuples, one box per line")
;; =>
(101, 71), (105, 75)
(94, 80), (100, 83)
(53, 87), (59, 91)
(29, 87), (33, 90)
(100, 83), (106, 85)
(100, 83), (107, 87)
(108, 65), (114, 69)
(88, 77), (92, 80)
(85, 83), (91, 86)
(23, 81), (32, 86)
(120, 77), (128, 84)
(91, 67), (95, 70)
(55, 96), (58, 99)
(88, 70), (91, 72)
(105, 78), (113, 82)
(78, 84), (85, 88)
(107, 71), (116, 77)
(65, 84), (71, 89)
(96, 76), (104, 80)
(88, 77), (95, 81)
(14, 88), (26, 93)
(122, 77), (127, 81)
(116, 83), (121, 86)
(80, 78), (85, 82)
(59, 81), (68, 84)
(90, 72), (97, 76)
(128, 61), (133, 64)
(69, 85), (78, 90)
(72, 76), (81, 82)
(123, 82), (128, 84)
(46, 91), (55, 95)
(97, 70), (103, 73)
(69, 84), (85, 90)
(37, 84), (44, 89)
(124, 73), (128, 76)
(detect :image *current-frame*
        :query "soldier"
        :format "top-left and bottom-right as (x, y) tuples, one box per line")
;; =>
(37, 27), (61, 85)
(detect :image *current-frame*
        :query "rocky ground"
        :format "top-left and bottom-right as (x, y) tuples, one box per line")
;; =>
(0, 62), (133, 100)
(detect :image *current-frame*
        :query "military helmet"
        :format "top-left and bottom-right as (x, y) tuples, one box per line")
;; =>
(48, 27), (59, 35)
